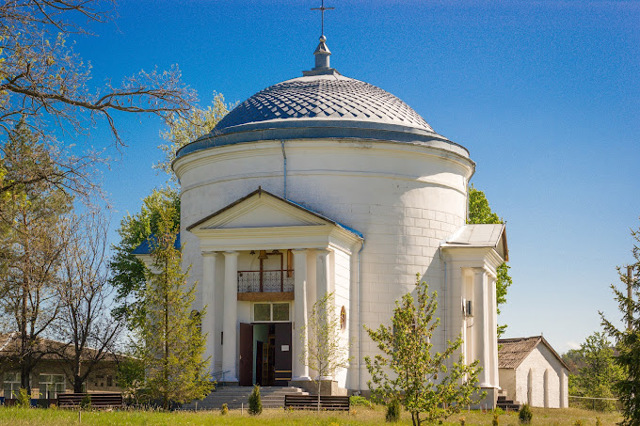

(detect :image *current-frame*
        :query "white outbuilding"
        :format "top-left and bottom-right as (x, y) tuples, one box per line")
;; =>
(168, 36), (509, 405)
(498, 336), (570, 408)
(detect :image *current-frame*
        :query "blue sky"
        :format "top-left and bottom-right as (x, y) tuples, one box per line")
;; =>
(70, 0), (640, 353)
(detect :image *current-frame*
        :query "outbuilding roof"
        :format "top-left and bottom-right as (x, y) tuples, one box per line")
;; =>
(0, 333), (122, 362)
(498, 336), (569, 370)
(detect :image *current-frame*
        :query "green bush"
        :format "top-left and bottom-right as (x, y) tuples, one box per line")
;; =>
(350, 395), (373, 408)
(519, 404), (533, 424)
(385, 399), (400, 422)
(248, 385), (262, 416)
(220, 403), (228, 415)
(80, 394), (92, 410)
(17, 388), (30, 408)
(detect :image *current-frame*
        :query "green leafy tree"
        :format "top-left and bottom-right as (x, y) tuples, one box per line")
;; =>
(156, 93), (230, 179)
(109, 188), (180, 329)
(601, 219), (640, 425)
(365, 276), (483, 426)
(467, 185), (512, 337)
(569, 332), (623, 411)
(300, 292), (351, 408)
(0, 124), (73, 394)
(135, 205), (212, 409)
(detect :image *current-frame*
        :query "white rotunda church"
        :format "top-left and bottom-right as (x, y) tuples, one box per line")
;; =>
(173, 35), (508, 405)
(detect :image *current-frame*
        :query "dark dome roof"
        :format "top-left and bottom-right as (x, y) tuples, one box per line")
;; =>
(177, 73), (469, 160)
(214, 74), (435, 134)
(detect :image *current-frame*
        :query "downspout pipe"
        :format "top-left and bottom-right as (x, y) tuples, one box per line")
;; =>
(281, 140), (287, 199)
(357, 240), (365, 393)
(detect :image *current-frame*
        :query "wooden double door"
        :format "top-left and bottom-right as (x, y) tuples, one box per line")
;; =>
(239, 322), (292, 386)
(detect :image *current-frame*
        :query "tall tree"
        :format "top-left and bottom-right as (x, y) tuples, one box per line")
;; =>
(299, 292), (351, 408)
(567, 331), (623, 411)
(55, 211), (123, 393)
(109, 188), (180, 329)
(365, 276), (483, 426)
(135, 205), (212, 409)
(0, 124), (73, 393)
(467, 185), (513, 337)
(601, 219), (640, 425)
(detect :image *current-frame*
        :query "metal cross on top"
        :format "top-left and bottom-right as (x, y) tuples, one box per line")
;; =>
(311, 0), (334, 36)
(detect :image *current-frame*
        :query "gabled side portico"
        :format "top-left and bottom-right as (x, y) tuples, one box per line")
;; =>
(187, 188), (363, 388)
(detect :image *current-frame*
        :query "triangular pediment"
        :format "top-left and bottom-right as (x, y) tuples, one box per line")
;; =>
(187, 188), (332, 231)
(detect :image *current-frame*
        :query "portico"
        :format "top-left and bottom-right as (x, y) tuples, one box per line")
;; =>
(187, 188), (362, 387)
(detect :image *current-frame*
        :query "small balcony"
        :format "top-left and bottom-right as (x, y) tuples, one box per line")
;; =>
(237, 269), (294, 301)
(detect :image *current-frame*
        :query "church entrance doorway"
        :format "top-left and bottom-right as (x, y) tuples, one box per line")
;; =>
(239, 322), (292, 386)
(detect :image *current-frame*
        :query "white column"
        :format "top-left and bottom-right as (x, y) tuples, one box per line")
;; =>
(292, 249), (310, 381)
(202, 251), (218, 376)
(315, 248), (331, 380)
(316, 248), (331, 299)
(473, 267), (490, 388)
(222, 251), (239, 383)
(488, 272), (499, 388)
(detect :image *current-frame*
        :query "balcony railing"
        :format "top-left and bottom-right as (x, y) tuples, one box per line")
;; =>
(237, 269), (294, 293)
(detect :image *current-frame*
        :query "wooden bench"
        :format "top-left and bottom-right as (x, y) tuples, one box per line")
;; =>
(58, 393), (123, 409)
(284, 394), (350, 411)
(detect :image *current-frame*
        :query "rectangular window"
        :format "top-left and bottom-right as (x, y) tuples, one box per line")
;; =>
(3, 372), (20, 399)
(272, 303), (290, 321)
(253, 302), (290, 322)
(39, 374), (65, 399)
(254, 303), (271, 321)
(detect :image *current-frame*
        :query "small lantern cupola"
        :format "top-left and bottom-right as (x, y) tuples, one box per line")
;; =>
(303, 35), (339, 76)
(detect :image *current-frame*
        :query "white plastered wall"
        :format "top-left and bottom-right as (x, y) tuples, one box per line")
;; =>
(175, 138), (474, 392)
(513, 345), (568, 408)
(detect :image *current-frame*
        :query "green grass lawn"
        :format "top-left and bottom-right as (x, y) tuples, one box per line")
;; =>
(0, 405), (623, 425)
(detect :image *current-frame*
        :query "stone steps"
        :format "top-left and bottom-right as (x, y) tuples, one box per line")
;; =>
(497, 395), (521, 411)
(183, 386), (309, 410)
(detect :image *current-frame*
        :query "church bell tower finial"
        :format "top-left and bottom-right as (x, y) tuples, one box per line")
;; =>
(304, 1), (339, 76)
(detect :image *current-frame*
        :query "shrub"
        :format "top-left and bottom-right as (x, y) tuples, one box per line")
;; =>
(17, 388), (30, 408)
(80, 394), (92, 410)
(350, 395), (373, 408)
(596, 417), (602, 426)
(519, 404), (533, 424)
(220, 403), (228, 415)
(492, 412), (500, 426)
(248, 385), (262, 416)
(386, 399), (400, 422)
